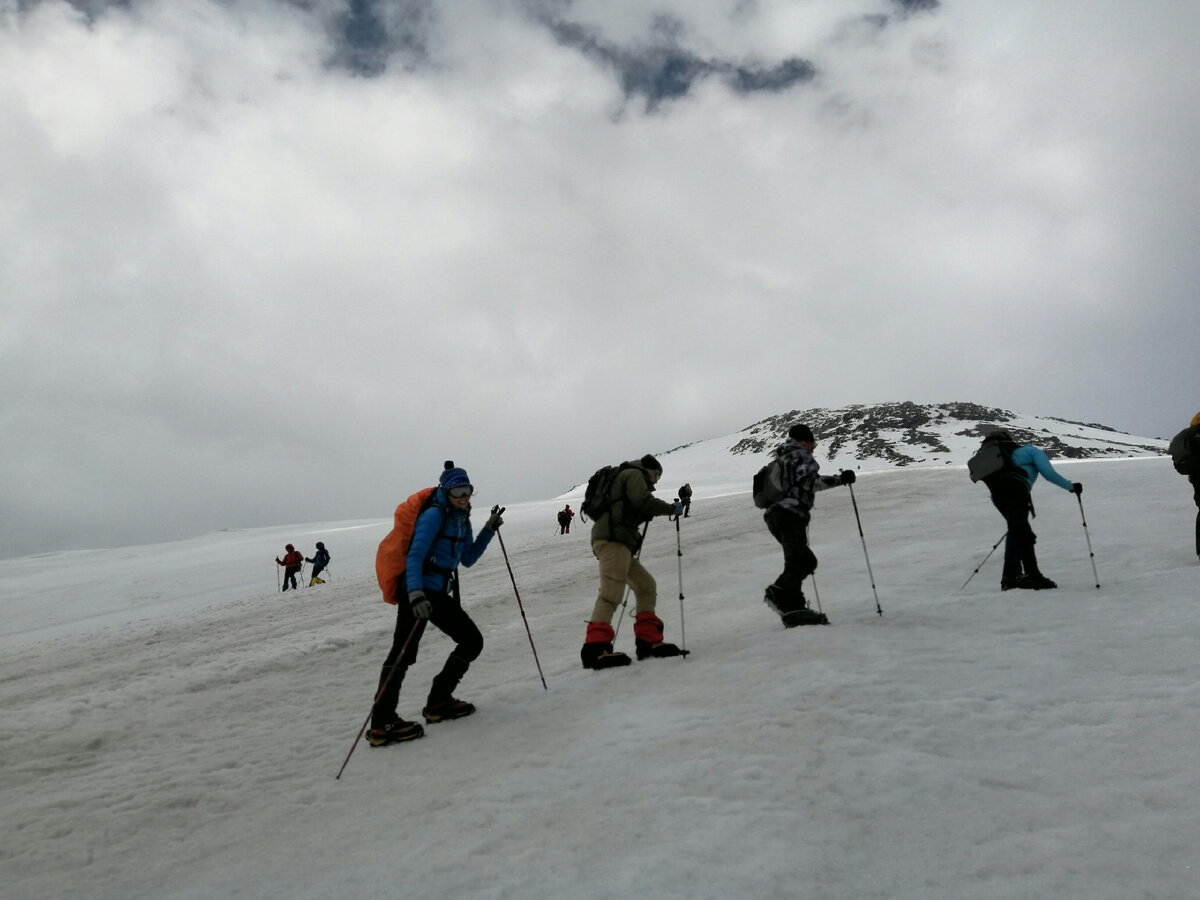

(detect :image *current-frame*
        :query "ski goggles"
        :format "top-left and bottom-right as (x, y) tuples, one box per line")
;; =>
(447, 485), (474, 499)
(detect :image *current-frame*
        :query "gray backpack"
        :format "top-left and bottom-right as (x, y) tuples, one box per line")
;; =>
(752, 459), (787, 509)
(968, 435), (1020, 486)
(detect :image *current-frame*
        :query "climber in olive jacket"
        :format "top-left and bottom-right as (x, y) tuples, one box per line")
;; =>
(589, 459), (677, 551)
(581, 454), (685, 670)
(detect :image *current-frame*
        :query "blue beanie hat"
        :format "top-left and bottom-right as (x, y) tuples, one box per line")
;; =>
(439, 460), (471, 489)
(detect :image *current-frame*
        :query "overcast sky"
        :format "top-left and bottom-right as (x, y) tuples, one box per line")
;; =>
(3, 0), (1198, 558)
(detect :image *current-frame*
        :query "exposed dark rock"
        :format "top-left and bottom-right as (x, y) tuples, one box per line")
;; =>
(728, 401), (1163, 462)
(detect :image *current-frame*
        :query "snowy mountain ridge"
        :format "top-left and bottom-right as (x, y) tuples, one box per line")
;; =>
(724, 400), (1163, 462)
(655, 399), (1162, 475)
(560, 401), (1164, 500)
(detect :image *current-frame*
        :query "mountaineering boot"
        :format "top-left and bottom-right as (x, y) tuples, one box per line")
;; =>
(1000, 559), (1023, 591)
(635, 639), (689, 660)
(366, 718), (424, 746)
(1022, 573), (1058, 590)
(580, 641), (632, 670)
(309, 576), (325, 586)
(764, 584), (805, 615)
(422, 698), (476, 723)
(781, 607), (830, 627)
(427, 653), (470, 699)
(423, 654), (475, 721)
(765, 585), (828, 626)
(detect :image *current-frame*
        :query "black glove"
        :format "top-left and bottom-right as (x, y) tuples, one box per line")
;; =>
(671, 499), (684, 519)
(485, 505), (505, 531)
(1072, 483), (1083, 495)
(409, 589), (432, 619)
(839, 470), (856, 485)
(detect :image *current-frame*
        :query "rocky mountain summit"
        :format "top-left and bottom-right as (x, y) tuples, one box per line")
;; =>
(564, 401), (1165, 498)
(725, 401), (1164, 467)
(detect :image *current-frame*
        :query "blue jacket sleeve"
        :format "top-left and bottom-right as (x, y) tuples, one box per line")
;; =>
(458, 524), (494, 569)
(1017, 445), (1075, 491)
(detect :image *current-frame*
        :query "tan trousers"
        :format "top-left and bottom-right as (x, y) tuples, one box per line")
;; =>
(590, 539), (657, 624)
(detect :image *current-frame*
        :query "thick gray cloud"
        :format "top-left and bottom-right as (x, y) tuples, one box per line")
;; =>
(2, 0), (1198, 558)
(537, 11), (816, 112)
(327, 0), (436, 75)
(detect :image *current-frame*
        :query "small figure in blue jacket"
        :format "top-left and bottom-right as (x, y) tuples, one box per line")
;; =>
(305, 542), (330, 585)
(979, 429), (1082, 590)
(367, 461), (504, 747)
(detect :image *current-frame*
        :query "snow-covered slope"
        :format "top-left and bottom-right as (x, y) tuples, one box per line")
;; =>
(2, 452), (1197, 899)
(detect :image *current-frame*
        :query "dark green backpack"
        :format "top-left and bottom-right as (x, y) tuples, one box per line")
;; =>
(580, 462), (636, 521)
(1168, 426), (1200, 476)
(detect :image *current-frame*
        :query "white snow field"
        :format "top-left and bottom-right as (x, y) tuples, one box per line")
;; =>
(2, 455), (1198, 899)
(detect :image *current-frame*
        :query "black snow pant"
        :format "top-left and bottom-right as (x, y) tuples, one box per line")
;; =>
(372, 586), (483, 728)
(765, 507), (817, 604)
(990, 482), (1041, 580)
(282, 566), (300, 590)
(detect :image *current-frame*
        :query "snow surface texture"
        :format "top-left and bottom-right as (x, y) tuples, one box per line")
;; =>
(2, 454), (1197, 899)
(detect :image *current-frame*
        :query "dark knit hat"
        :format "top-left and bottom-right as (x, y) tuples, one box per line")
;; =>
(788, 424), (815, 443)
(439, 460), (472, 489)
(640, 454), (663, 473)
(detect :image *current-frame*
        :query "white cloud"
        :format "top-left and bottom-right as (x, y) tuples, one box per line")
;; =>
(2, 0), (1198, 556)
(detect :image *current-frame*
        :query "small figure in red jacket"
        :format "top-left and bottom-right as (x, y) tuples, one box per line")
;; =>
(276, 544), (303, 591)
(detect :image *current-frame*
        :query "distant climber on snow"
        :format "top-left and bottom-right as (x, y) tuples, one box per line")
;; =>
(276, 544), (303, 592)
(305, 541), (330, 585)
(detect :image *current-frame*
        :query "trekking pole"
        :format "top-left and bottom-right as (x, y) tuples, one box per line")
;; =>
(276, 564), (281, 592)
(494, 514), (548, 690)
(847, 484), (883, 616)
(674, 511), (686, 656)
(613, 521), (651, 640)
(961, 532), (1007, 590)
(335, 619), (426, 780)
(1076, 494), (1101, 589)
(802, 524), (824, 616)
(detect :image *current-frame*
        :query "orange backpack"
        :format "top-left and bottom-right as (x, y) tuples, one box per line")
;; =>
(375, 487), (442, 604)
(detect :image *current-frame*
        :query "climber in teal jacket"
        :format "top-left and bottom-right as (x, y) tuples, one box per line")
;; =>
(982, 432), (1082, 592)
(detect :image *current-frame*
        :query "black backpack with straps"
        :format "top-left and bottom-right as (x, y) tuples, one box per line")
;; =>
(580, 462), (636, 522)
(1169, 425), (1200, 476)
